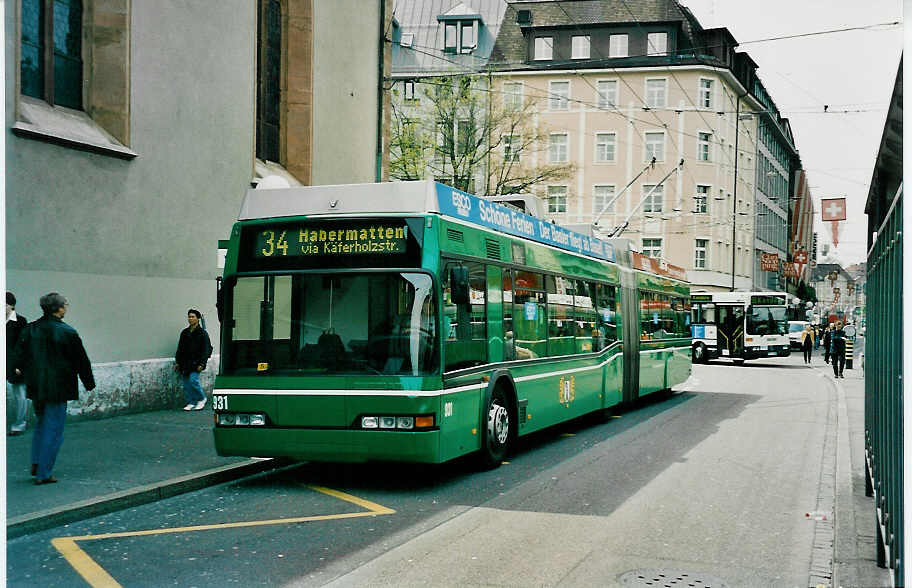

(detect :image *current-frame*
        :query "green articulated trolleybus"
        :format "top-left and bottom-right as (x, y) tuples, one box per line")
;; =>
(212, 180), (691, 468)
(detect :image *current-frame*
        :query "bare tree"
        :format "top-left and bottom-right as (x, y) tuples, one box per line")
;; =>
(390, 75), (573, 195)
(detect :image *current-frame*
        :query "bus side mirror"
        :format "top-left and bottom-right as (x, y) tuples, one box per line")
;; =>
(216, 277), (224, 322)
(450, 266), (470, 305)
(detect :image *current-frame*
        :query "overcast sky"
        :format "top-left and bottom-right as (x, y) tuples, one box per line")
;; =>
(679, 0), (903, 266)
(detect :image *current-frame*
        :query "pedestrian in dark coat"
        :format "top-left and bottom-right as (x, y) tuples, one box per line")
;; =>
(830, 323), (847, 378)
(801, 325), (814, 364)
(13, 293), (95, 484)
(7, 292), (30, 435)
(822, 326), (833, 364)
(174, 309), (213, 411)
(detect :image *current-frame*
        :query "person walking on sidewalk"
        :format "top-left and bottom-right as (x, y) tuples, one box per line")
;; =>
(830, 322), (847, 378)
(13, 293), (95, 485)
(7, 292), (30, 436)
(801, 324), (814, 364)
(174, 309), (212, 411)
(822, 325), (833, 364)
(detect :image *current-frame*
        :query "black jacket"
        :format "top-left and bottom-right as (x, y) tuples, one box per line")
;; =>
(175, 326), (213, 375)
(7, 313), (27, 383)
(14, 315), (95, 403)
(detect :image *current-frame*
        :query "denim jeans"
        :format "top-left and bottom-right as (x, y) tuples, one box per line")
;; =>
(182, 371), (205, 404)
(7, 381), (29, 432)
(31, 400), (67, 480)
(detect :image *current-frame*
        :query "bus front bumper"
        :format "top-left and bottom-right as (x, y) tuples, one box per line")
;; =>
(213, 427), (442, 463)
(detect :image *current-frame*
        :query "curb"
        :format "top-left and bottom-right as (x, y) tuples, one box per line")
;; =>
(7, 458), (291, 539)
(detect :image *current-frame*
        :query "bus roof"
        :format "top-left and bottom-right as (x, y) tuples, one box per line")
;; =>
(239, 180), (618, 263)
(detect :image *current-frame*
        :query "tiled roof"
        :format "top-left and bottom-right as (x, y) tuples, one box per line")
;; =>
(491, 0), (700, 67)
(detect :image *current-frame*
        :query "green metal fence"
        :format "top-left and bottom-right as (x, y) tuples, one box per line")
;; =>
(865, 190), (902, 582)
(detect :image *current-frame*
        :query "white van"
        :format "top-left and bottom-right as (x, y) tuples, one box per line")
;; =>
(788, 320), (810, 349)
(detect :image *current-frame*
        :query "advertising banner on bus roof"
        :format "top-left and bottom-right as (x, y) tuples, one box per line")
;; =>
(435, 183), (616, 263)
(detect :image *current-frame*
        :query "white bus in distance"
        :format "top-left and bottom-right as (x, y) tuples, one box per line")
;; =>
(690, 291), (791, 363)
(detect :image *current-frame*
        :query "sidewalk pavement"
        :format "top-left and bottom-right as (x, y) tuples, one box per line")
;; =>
(5, 407), (284, 538)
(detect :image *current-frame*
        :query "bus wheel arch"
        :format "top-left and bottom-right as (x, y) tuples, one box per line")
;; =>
(479, 372), (517, 469)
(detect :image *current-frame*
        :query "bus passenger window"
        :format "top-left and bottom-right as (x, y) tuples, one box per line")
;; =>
(512, 271), (545, 359)
(443, 261), (487, 371)
(546, 275), (575, 357)
(503, 270), (514, 359)
(596, 284), (618, 345)
(575, 281), (596, 353)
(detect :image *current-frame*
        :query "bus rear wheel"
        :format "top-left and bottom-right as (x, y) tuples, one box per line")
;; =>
(480, 386), (512, 469)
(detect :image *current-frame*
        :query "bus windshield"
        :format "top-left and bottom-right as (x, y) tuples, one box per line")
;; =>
(746, 306), (787, 336)
(223, 272), (438, 376)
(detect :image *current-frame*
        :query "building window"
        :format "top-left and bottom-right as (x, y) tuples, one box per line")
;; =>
(596, 80), (617, 109)
(699, 78), (713, 109)
(571, 35), (590, 59)
(21, 0), (84, 110)
(595, 132), (616, 163)
(549, 81), (569, 110)
(547, 186), (568, 213)
(549, 133), (568, 163)
(445, 23), (457, 52)
(594, 185), (615, 214)
(609, 34), (628, 58)
(503, 81), (523, 111)
(697, 132), (712, 162)
(642, 238), (663, 259)
(457, 119), (474, 156)
(642, 184), (663, 213)
(257, 0), (283, 163)
(695, 185), (709, 213)
(460, 21), (476, 53)
(645, 78), (666, 108)
(645, 131), (665, 162)
(534, 36), (553, 60)
(647, 32), (667, 56)
(694, 239), (708, 269)
(503, 134), (520, 162)
(403, 80), (417, 101)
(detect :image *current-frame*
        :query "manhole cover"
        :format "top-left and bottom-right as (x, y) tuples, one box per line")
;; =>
(619, 569), (730, 588)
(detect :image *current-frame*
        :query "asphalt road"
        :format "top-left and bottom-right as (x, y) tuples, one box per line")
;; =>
(8, 354), (836, 587)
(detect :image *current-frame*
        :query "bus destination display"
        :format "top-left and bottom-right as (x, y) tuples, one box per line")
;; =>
(255, 222), (408, 258)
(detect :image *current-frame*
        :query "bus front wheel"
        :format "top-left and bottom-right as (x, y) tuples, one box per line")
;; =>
(480, 386), (512, 469)
(692, 343), (707, 363)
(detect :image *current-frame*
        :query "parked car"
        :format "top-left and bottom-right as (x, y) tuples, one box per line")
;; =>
(788, 320), (810, 349)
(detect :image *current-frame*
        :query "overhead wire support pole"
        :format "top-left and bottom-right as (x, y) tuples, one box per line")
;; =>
(592, 157), (656, 229)
(607, 159), (684, 238)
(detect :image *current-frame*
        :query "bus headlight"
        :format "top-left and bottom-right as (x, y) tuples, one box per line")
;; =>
(218, 413), (236, 426)
(396, 416), (414, 429)
(362, 416), (379, 428)
(249, 413), (266, 426)
(379, 416), (396, 429)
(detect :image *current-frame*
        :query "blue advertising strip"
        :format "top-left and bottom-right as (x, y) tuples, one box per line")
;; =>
(434, 183), (616, 262)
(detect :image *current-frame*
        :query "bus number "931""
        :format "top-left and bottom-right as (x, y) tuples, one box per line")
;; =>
(213, 395), (229, 410)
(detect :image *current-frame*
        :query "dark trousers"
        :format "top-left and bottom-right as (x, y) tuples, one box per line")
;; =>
(31, 400), (67, 480)
(803, 346), (812, 363)
(832, 352), (846, 377)
(824, 346), (830, 363)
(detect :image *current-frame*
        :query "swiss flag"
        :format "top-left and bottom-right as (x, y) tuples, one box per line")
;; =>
(821, 198), (847, 222)
(794, 250), (809, 265)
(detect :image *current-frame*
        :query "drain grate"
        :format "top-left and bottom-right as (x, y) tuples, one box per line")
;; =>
(619, 569), (730, 588)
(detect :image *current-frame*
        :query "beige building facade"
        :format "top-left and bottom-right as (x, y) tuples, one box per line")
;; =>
(493, 66), (761, 291)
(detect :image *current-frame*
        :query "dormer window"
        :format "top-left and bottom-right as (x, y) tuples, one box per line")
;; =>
(647, 32), (668, 56)
(534, 36), (553, 60)
(438, 4), (483, 54)
(609, 34), (628, 58)
(571, 35), (590, 59)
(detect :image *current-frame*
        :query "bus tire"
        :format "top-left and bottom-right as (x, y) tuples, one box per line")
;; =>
(692, 343), (707, 363)
(732, 358), (745, 366)
(480, 385), (512, 469)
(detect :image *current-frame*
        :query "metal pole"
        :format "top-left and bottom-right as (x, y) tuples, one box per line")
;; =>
(731, 96), (741, 292)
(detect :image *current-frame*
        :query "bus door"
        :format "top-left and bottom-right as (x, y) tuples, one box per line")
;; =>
(716, 304), (745, 358)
